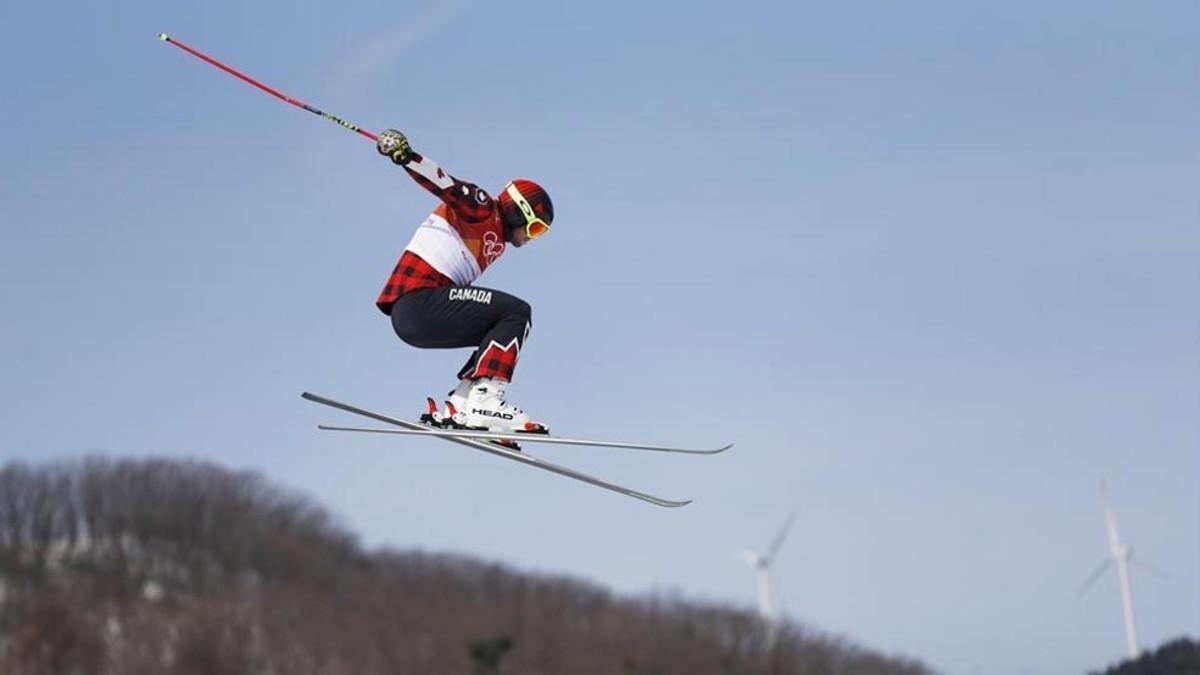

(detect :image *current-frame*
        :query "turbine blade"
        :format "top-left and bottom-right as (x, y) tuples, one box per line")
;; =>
(1131, 559), (1171, 581)
(1075, 558), (1113, 600)
(1100, 482), (1123, 555)
(765, 510), (798, 562)
(1104, 507), (1122, 554)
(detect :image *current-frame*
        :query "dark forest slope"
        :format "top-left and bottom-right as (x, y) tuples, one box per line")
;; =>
(1089, 639), (1200, 675)
(0, 458), (933, 675)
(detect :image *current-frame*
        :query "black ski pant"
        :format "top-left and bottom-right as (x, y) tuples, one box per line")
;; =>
(390, 285), (531, 382)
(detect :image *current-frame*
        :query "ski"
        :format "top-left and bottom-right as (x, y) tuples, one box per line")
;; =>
(314, 424), (732, 455)
(301, 392), (694, 508)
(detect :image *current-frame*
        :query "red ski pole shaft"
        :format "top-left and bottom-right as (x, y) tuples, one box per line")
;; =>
(157, 33), (378, 142)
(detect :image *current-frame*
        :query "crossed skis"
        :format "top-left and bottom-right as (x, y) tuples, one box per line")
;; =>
(301, 392), (731, 508)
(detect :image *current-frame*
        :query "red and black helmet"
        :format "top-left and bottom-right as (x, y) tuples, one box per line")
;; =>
(498, 179), (554, 239)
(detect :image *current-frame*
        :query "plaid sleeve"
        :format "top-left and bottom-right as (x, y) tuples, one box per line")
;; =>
(402, 152), (495, 223)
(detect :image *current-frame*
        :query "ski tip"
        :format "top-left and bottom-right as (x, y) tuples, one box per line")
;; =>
(157, 32), (170, 42)
(668, 443), (733, 455)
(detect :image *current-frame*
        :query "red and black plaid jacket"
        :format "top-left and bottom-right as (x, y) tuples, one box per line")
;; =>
(375, 152), (504, 314)
(375, 250), (453, 310)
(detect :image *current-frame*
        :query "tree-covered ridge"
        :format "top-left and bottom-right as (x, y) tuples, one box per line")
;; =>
(0, 458), (933, 674)
(1089, 638), (1200, 675)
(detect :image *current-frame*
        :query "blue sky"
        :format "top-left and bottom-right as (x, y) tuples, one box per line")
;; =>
(1, 1), (1197, 672)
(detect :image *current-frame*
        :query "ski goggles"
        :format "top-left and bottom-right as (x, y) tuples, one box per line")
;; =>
(505, 183), (551, 239)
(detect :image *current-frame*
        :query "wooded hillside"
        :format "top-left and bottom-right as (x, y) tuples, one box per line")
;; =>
(0, 458), (934, 674)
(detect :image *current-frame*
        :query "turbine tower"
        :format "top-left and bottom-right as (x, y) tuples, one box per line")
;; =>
(741, 510), (797, 624)
(1076, 482), (1167, 660)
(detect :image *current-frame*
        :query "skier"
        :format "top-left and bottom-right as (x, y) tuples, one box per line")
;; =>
(373, 128), (554, 434)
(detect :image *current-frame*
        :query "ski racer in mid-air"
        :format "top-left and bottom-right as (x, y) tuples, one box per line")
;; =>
(373, 128), (555, 435)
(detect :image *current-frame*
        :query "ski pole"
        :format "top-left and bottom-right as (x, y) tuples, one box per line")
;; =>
(157, 33), (379, 142)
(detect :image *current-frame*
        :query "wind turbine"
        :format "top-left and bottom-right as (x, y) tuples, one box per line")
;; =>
(1076, 482), (1168, 660)
(741, 510), (798, 625)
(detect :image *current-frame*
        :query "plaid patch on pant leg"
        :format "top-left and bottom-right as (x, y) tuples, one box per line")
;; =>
(462, 337), (521, 381)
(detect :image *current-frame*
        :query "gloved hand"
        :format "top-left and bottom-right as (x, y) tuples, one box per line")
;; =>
(376, 128), (412, 164)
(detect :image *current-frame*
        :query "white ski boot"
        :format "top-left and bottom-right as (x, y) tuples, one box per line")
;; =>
(448, 377), (548, 435)
(446, 378), (472, 416)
